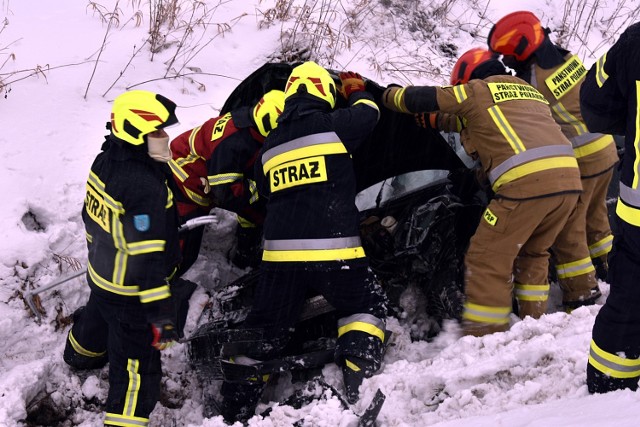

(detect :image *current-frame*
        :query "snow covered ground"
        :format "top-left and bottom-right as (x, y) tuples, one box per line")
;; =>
(2, 0), (640, 426)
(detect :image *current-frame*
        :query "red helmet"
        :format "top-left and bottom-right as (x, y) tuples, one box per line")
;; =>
(487, 11), (545, 62)
(450, 48), (495, 85)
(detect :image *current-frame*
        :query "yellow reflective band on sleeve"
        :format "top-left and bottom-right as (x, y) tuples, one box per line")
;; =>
(556, 256), (596, 279)
(487, 82), (549, 104)
(68, 331), (106, 358)
(353, 98), (381, 115)
(237, 216), (256, 228)
(184, 187), (210, 207)
(589, 339), (640, 379)
(169, 159), (188, 183)
(208, 172), (243, 186)
(552, 102), (588, 135)
(86, 231), (93, 243)
(138, 284), (171, 303)
(492, 156), (578, 192)
(453, 85), (468, 103)
(248, 179), (259, 204)
(463, 302), (511, 324)
(589, 235), (613, 258)
(337, 321), (386, 342)
(573, 134), (615, 159)
(263, 142), (347, 175)
(544, 55), (587, 100)
(514, 283), (550, 302)
(595, 53), (609, 88)
(165, 184), (174, 209)
(127, 240), (165, 255)
(488, 105), (526, 153)
(262, 247), (366, 262)
(392, 87), (410, 113)
(616, 198), (640, 227)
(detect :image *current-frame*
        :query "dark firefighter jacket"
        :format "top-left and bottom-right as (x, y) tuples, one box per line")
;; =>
(581, 22), (640, 228)
(169, 107), (264, 223)
(388, 74), (582, 200)
(525, 48), (618, 178)
(83, 136), (181, 319)
(255, 92), (380, 270)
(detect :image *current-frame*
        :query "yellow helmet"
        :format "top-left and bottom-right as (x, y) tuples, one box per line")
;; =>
(284, 61), (336, 108)
(253, 89), (286, 137)
(110, 90), (178, 145)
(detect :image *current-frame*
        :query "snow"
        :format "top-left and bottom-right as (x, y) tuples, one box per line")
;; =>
(1, 0), (639, 426)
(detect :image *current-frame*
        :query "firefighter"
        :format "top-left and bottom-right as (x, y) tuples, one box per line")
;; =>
(169, 90), (285, 274)
(216, 61), (388, 423)
(63, 90), (184, 427)
(382, 48), (583, 336)
(580, 22), (640, 393)
(488, 11), (618, 286)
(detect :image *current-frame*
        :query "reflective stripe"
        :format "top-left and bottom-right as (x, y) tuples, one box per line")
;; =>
(463, 302), (511, 324)
(353, 98), (381, 119)
(169, 159), (188, 182)
(138, 284), (171, 303)
(589, 235), (613, 258)
(345, 359), (361, 372)
(595, 53), (609, 88)
(264, 237), (361, 250)
(492, 156), (578, 191)
(263, 247), (365, 262)
(248, 179), (259, 204)
(184, 187), (210, 207)
(635, 82), (640, 189)
(552, 102), (588, 135)
(125, 359), (140, 418)
(88, 261), (139, 296)
(488, 145), (575, 185)
(514, 283), (550, 302)
(127, 240), (165, 255)
(262, 132), (346, 174)
(392, 87), (409, 112)
(208, 172), (243, 186)
(453, 85), (468, 103)
(620, 182), (640, 206)
(573, 134), (614, 159)
(337, 313), (385, 342)
(616, 198), (640, 227)
(68, 331), (106, 358)
(112, 216), (128, 285)
(556, 256), (595, 279)
(88, 172), (125, 214)
(104, 413), (149, 427)
(487, 105), (526, 153)
(589, 339), (640, 379)
(165, 183), (174, 209)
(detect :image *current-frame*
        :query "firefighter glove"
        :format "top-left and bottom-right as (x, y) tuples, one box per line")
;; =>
(339, 71), (366, 99)
(414, 112), (439, 129)
(150, 319), (179, 350)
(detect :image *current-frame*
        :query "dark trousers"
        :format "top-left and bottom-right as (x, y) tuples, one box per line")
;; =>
(588, 216), (640, 392)
(219, 263), (388, 422)
(64, 292), (161, 424)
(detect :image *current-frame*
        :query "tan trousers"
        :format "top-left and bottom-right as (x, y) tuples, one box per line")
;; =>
(463, 193), (579, 336)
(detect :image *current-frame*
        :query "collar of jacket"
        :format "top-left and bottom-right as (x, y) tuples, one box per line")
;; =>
(278, 96), (330, 123)
(533, 37), (570, 69)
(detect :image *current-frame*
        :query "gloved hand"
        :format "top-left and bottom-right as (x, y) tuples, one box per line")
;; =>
(339, 71), (366, 99)
(150, 319), (179, 350)
(414, 112), (439, 129)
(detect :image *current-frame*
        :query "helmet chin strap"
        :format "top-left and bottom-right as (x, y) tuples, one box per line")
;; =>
(147, 135), (172, 162)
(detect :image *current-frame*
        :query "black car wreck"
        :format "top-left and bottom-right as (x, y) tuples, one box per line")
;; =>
(182, 61), (621, 421)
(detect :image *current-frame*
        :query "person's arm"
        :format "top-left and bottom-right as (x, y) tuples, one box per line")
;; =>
(580, 30), (630, 135)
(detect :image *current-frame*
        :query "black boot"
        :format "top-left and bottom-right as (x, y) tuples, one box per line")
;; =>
(341, 356), (374, 404)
